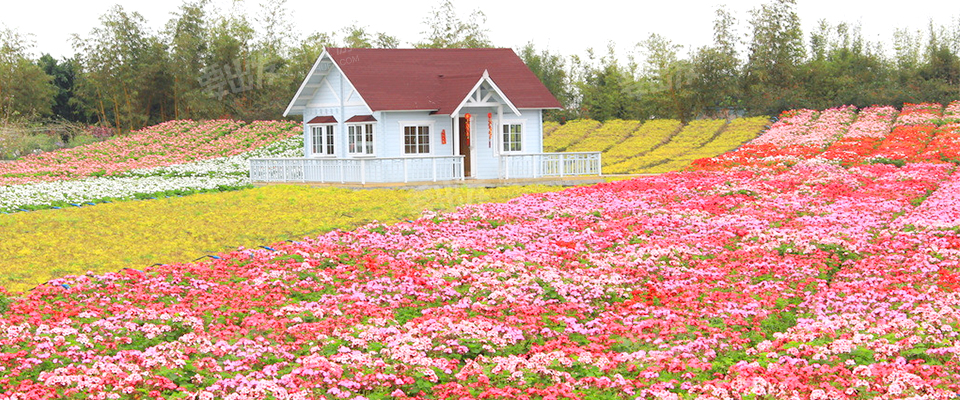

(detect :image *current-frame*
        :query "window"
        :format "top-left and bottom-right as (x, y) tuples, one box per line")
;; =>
(502, 123), (522, 152)
(403, 125), (430, 154)
(310, 124), (336, 156)
(347, 123), (375, 155)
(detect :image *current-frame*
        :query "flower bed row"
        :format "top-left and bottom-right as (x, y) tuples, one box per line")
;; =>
(601, 120), (682, 169)
(641, 117), (768, 174)
(0, 120), (301, 185)
(542, 119), (601, 152)
(694, 103), (960, 170)
(0, 137), (303, 213)
(608, 119), (726, 174)
(565, 119), (642, 153)
(895, 102), (943, 126)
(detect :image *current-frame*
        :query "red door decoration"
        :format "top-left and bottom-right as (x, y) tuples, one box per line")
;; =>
(441, 129), (447, 144)
(464, 114), (471, 146)
(487, 113), (493, 148)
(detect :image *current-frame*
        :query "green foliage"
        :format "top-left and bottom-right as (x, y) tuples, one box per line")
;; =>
(414, 0), (491, 49)
(0, 293), (10, 314)
(0, 29), (55, 120)
(519, 43), (570, 109)
(572, 45), (643, 122)
(869, 157), (906, 167)
(743, 0), (806, 115)
(393, 306), (425, 326)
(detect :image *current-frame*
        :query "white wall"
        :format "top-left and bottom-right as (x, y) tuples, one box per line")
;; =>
(379, 112), (455, 158)
(301, 66), (373, 158)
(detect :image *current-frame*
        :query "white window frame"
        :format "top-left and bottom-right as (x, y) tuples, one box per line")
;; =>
(399, 121), (434, 155)
(501, 120), (525, 153)
(309, 123), (337, 157)
(346, 122), (376, 156)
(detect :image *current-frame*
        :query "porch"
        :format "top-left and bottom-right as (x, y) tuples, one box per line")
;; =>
(249, 152), (601, 185)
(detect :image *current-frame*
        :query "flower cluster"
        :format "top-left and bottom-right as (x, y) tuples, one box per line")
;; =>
(895, 103), (943, 126)
(845, 105), (897, 138)
(750, 108), (818, 146)
(945, 100), (960, 122)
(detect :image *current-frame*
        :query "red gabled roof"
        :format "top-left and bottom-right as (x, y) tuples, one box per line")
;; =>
(326, 48), (561, 114)
(345, 115), (377, 123)
(307, 116), (338, 124)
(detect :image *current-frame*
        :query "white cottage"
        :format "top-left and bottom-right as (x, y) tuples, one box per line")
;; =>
(250, 47), (601, 184)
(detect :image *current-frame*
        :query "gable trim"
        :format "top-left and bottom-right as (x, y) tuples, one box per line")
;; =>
(284, 49), (373, 116)
(451, 70), (521, 117)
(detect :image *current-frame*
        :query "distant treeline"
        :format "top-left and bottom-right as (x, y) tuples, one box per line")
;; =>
(0, 0), (958, 132)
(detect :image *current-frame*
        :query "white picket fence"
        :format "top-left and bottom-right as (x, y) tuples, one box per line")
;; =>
(250, 152), (602, 184)
(249, 156), (465, 184)
(498, 152), (602, 179)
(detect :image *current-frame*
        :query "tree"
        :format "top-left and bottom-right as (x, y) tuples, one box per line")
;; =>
(637, 34), (695, 122)
(691, 6), (742, 118)
(166, 0), (210, 119)
(37, 54), (86, 122)
(800, 21), (895, 108)
(743, 0), (805, 115)
(572, 44), (642, 121)
(0, 28), (55, 120)
(416, 0), (491, 48)
(341, 24), (399, 49)
(73, 5), (172, 132)
(518, 42), (570, 120)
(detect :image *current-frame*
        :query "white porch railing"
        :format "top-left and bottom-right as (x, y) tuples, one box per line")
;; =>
(499, 152), (602, 179)
(250, 156), (465, 184)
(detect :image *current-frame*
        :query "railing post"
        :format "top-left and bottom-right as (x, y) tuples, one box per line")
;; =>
(339, 160), (345, 184)
(561, 154), (566, 178)
(596, 153), (602, 176)
(504, 156), (510, 180)
(319, 159), (325, 183)
(432, 157), (437, 182)
(403, 158), (408, 183)
(361, 159), (366, 185)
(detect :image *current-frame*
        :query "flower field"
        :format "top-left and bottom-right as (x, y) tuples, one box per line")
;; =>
(2, 102), (960, 399)
(565, 120), (642, 153)
(642, 117), (771, 174)
(0, 121), (303, 213)
(694, 102), (960, 171)
(0, 120), (301, 185)
(543, 119), (602, 152)
(602, 120), (684, 168)
(604, 119), (726, 174)
(0, 184), (561, 293)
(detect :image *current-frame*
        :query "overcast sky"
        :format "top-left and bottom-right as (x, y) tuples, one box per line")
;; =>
(2, 0), (958, 61)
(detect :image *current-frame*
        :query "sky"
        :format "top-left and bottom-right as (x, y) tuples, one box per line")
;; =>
(2, 0), (958, 61)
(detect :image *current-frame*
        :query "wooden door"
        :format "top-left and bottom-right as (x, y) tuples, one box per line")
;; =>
(458, 117), (471, 177)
